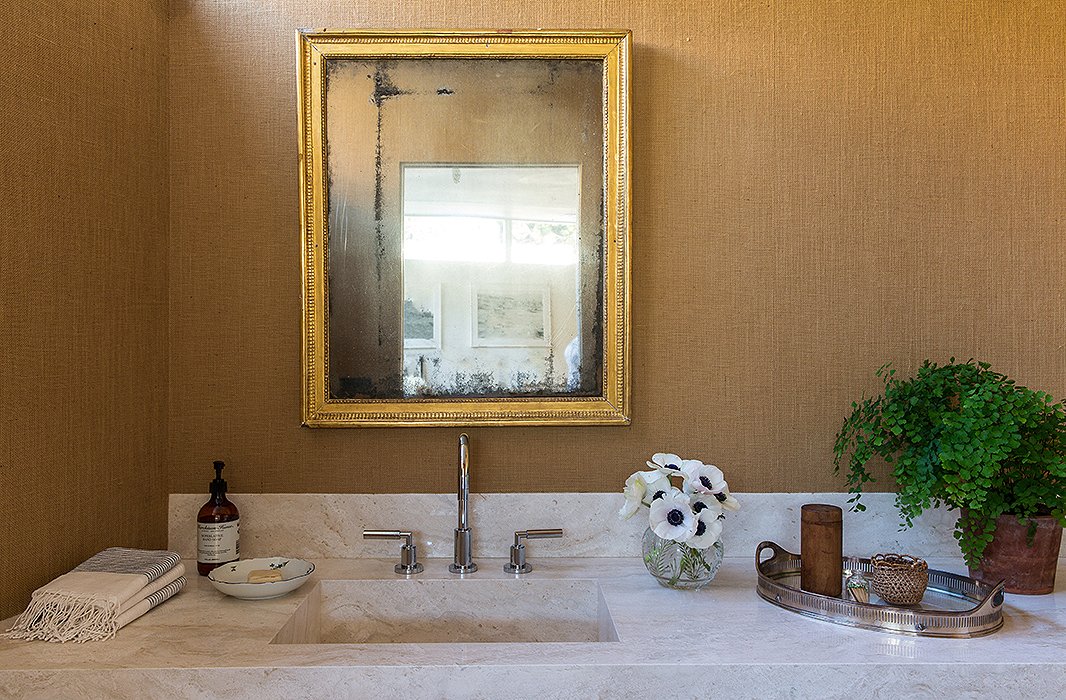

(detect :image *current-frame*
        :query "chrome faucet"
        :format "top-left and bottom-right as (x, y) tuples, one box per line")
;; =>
(449, 433), (477, 573)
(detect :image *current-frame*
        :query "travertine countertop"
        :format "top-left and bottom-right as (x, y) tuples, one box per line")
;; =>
(1, 556), (1064, 699)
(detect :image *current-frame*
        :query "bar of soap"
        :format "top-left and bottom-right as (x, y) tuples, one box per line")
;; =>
(247, 569), (283, 583)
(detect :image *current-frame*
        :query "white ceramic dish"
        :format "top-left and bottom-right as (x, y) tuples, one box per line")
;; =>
(207, 557), (315, 600)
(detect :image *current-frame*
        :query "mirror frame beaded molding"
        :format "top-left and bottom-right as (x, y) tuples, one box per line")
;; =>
(297, 29), (631, 427)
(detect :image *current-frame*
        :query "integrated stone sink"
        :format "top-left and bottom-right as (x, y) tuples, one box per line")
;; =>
(272, 578), (618, 644)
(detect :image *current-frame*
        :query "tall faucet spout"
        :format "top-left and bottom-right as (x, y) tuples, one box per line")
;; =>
(458, 433), (470, 530)
(450, 433), (477, 573)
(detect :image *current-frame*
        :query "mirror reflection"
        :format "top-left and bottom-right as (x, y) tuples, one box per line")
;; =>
(324, 58), (605, 400)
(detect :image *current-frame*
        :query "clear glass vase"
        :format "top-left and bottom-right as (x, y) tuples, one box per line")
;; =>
(641, 527), (724, 590)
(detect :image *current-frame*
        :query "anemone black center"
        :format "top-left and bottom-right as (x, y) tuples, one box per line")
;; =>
(715, 492), (727, 502)
(692, 501), (708, 513)
(652, 490), (666, 501)
(666, 463), (680, 470)
(695, 520), (706, 536)
(666, 509), (685, 526)
(700, 476), (713, 489)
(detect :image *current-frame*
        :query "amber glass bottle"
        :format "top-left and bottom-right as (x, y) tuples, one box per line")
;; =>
(196, 460), (240, 576)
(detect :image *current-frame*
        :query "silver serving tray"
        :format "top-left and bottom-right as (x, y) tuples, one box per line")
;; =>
(755, 541), (1004, 638)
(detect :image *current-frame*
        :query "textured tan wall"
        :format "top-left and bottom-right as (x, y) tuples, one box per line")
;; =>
(167, 1), (1065, 496)
(0, 1), (169, 617)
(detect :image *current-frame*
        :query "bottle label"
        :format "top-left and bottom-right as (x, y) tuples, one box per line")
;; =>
(198, 519), (240, 564)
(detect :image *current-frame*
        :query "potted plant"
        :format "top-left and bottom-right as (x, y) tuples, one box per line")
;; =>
(833, 359), (1066, 594)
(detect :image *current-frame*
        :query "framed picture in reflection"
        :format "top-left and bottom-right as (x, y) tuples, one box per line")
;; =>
(402, 284), (441, 350)
(471, 285), (551, 348)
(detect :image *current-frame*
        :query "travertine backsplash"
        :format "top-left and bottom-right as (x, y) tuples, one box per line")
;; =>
(171, 493), (1066, 562)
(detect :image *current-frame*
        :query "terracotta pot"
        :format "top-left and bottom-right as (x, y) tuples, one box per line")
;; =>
(968, 514), (1063, 595)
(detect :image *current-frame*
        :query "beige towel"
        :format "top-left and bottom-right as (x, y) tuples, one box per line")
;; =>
(3, 547), (183, 643)
(115, 569), (187, 630)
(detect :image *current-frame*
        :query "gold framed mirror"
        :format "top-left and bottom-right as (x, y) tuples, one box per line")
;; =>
(298, 29), (630, 426)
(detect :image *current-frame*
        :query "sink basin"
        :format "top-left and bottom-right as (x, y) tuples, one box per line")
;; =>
(272, 578), (618, 644)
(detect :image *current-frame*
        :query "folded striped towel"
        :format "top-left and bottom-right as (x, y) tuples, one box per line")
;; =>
(3, 547), (186, 643)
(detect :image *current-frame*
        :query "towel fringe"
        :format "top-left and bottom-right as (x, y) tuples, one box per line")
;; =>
(2, 591), (118, 643)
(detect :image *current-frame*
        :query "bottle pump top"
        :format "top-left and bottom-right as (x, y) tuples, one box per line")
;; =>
(210, 460), (227, 497)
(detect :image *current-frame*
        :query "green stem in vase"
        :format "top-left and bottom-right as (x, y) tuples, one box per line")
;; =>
(678, 545), (709, 580)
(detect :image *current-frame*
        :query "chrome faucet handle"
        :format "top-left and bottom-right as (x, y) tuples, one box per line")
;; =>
(363, 530), (424, 575)
(505, 529), (564, 574)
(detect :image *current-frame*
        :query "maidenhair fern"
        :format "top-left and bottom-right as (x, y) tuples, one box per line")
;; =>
(833, 359), (1066, 567)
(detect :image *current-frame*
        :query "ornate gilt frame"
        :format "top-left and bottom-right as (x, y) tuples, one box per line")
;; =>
(297, 29), (631, 427)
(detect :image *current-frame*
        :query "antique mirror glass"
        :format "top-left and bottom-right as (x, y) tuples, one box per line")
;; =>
(298, 30), (630, 426)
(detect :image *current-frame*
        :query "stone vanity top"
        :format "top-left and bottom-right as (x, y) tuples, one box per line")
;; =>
(1, 555), (1065, 699)
(3, 493), (1064, 698)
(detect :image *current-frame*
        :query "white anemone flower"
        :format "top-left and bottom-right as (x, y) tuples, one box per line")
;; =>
(645, 453), (690, 475)
(688, 511), (725, 549)
(649, 490), (698, 542)
(691, 492), (725, 518)
(713, 487), (741, 512)
(640, 471), (675, 505)
(619, 471), (648, 519)
(680, 461), (728, 495)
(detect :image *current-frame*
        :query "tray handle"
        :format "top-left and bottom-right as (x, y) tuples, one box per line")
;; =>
(973, 579), (1006, 615)
(755, 540), (792, 572)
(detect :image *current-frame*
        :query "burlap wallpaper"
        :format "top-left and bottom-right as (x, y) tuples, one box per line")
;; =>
(167, 1), (1064, 496)
(0, 1), (169, 617)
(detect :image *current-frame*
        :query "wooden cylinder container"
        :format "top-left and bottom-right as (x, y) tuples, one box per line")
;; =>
(801, 504), (843, 597)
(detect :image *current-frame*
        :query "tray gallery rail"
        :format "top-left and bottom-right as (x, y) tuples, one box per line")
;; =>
(755, 541), (1004, 638)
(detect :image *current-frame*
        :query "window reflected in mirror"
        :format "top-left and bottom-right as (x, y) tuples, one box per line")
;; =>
(400, 165), (600, 398)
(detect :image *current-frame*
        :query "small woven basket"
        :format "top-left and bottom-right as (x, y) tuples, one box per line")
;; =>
(870, 553), (929, 606)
